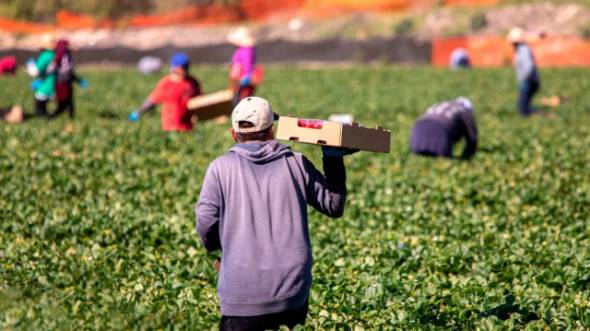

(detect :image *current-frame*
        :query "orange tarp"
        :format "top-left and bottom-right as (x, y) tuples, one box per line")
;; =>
(530, 36), (590, 67)
(433, 36), (590, 67)
(432, 37), (468, 66)
(467, 36), (512, 66)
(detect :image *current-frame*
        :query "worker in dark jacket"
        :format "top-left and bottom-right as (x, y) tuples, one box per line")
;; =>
(410, 97), (478, 159)
(50, 39), (87, 119)
(508, 27), (540, 116)
(196, 96), (355, 330)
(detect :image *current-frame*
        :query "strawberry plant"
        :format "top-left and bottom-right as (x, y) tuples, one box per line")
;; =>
(1, 66), (589, 329)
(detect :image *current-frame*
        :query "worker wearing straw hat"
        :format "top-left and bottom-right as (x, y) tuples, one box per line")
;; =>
(507, 27), (540, 116)
(228, 27), (262, 106)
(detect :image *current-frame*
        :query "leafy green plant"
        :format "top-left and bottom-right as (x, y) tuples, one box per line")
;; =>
(1, 66), (590, 329)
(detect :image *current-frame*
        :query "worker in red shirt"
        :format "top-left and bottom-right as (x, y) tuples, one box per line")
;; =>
(129, 53), (201, 131)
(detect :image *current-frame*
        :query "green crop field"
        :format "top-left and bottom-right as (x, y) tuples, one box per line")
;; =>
(1, 66), (590, 330)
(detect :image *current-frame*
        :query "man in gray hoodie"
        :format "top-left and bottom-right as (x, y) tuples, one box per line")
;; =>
(196, 97), (354, 330)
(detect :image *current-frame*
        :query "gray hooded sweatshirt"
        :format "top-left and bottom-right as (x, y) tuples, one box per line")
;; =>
(196, 140), (346, 316)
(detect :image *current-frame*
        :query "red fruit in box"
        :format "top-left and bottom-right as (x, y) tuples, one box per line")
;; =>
(297, 119), (324, 129)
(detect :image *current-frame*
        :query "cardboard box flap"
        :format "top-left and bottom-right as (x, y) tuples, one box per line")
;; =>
(187, 89), (234, 121)
(187, 89), (233, 109)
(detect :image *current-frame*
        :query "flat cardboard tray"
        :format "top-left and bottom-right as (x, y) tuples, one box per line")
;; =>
(275, 116), (390, 153)
(187, 89), (234, 121)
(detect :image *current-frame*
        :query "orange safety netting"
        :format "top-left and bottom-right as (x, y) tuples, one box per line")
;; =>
(128, 5), (241, 27)
(433, 36), (590, 67)
(56, 11), (114, 29)
(0, 18), (53, 34)
(304, 0), (410, 11)
(241, 0), (304, 20)
(444, 0), (500, 6)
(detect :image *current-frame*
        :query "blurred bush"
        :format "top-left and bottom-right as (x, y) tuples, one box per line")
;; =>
(394, 18), (415, 36)
(470, 13), (488, 32)
(0, 0), (240, 21)
(580, 23), (590, 40)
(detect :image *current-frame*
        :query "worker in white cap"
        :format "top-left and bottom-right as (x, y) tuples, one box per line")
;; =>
(507, 27), (540, 116)
(196, 97), (355, 330)
(227, 27), (262, 105)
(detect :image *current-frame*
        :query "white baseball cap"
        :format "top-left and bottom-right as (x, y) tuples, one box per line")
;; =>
(227, 26), (256, 47)
(232, 97), (274, 133)
(507, 27), (525, 43)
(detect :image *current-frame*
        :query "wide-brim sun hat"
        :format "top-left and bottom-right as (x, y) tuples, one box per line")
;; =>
(507, 27), (525, 43)
(227, 27), (256, 47)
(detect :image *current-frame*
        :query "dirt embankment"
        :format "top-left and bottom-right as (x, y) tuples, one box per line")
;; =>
(419, 2), (590, 37)
(0, 2), (588, 66)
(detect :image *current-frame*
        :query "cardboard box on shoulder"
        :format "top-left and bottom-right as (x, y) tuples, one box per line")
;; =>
(275, 116), (390, 153)
(187, 89), (234, 121)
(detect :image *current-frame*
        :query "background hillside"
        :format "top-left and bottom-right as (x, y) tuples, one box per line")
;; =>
(1, 0), (589, 66)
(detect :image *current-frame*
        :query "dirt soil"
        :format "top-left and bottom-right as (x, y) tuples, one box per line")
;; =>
(419, 2), (590, 37)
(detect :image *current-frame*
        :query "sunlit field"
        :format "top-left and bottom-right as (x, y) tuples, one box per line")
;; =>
(1, 65), (589, 330)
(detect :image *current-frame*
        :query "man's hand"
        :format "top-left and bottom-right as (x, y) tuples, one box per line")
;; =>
(321, 146), (359, 158)
(213, 258), (221, 272)
(128, 111), (141, 122)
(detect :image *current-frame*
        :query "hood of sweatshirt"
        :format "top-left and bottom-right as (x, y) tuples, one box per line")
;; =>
(230, 140), (292, 164)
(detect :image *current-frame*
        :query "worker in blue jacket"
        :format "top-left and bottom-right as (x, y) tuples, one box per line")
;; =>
(410, 97), (478, 159)
(508, 27), (540, 116)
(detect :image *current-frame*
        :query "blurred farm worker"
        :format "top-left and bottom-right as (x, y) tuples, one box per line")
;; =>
(0, 56), (17, 75)
(137, 56), (163, 75)
(228, 27), (263, 106)
(508, 27), (540, 116)
(50, 39), (88, 119)
(129, 53), (201, 132)
(196, 97), (355, 330)
(449, 48), (470, 69)
(410, 97), (478, 159)
(27, 34), (56, 117)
